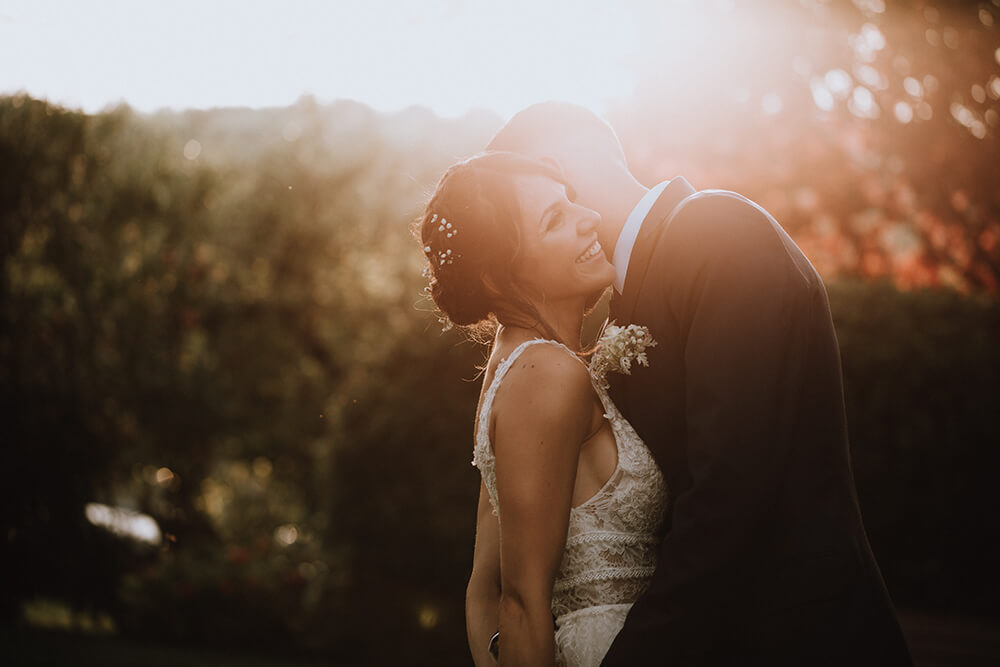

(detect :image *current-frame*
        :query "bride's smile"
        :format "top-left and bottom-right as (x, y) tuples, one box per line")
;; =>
(576, 240), (603, 264)
(509, 172), (615, 305)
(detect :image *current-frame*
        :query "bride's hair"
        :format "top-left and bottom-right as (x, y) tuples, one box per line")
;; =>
(416, 151), (572, 342)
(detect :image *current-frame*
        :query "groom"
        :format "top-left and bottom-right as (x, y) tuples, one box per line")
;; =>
(487, 103), (912, 666)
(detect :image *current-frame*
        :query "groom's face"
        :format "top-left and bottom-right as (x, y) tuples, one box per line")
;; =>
(510, 173), (615, 303)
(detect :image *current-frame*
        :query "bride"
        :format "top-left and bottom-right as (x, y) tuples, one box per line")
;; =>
(418, 151), (668, 666)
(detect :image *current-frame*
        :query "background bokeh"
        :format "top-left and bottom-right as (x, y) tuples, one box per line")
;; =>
(2, 0), (999, 665)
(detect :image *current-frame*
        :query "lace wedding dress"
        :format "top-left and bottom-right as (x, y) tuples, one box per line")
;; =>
(472, 339), (669, 667)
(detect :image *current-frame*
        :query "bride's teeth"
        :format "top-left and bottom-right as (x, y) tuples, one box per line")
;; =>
(576, 241), (601, 263)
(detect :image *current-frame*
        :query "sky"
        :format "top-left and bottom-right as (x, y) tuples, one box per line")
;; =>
(0, 0), (657, 118)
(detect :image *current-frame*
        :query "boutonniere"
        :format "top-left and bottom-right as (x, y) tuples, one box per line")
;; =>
(589, 322), (657, 389)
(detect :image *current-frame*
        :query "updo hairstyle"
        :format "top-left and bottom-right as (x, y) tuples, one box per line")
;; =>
(417, 152), (572, 338)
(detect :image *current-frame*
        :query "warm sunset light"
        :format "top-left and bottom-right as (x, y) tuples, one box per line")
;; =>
(1, 0), (648, 117)
(0, 0), (903, 120)
(3, 0), (999, 664)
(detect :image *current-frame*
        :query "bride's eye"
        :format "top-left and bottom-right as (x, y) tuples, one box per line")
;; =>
(546, 211), (562, 231)
(565, 186), (577, 203)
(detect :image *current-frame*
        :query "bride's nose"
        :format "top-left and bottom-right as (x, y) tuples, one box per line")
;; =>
(577, 209), (600, 236)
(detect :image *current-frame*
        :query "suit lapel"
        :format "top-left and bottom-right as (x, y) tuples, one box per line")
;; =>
(613, 177), (696, 324)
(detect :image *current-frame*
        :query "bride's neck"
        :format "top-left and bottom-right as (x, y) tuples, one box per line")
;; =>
(501, 301), (585, 352)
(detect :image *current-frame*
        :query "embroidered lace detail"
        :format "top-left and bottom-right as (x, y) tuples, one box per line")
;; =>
(472, 339), (669, 666)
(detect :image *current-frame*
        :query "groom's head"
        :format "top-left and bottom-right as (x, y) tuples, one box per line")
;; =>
(487, 102), (641, 246)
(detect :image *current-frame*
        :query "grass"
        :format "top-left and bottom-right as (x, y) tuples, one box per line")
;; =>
(2, 628), (338, 667)
(6, 610), (1000, 666)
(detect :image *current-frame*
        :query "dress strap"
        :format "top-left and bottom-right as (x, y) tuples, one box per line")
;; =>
(484, 339), (585, 415)
(474, 338), (585, 469)
(494, 339), (582, 386)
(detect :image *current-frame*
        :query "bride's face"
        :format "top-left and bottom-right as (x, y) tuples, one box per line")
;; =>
(510, 173), (615, 303)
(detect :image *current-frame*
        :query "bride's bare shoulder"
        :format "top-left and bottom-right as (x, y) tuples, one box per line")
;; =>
(492, 342), (592, 420)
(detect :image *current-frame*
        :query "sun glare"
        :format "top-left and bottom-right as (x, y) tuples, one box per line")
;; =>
(4, 0), (996, 136)
(0, 0), (763, 118)
(0, 0), (647, 118)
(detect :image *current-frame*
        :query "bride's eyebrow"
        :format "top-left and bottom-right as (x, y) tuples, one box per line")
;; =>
(538, 199), (561, 231)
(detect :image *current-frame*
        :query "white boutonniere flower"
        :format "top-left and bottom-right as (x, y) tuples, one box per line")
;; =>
(589, 322), (657, 389)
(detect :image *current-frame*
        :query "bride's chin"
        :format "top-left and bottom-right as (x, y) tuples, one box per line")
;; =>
(590, 262), (616, 286)
(579, 276), (613, 299)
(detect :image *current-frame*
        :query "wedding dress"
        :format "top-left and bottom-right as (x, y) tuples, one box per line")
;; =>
(473, 339), (669, 667)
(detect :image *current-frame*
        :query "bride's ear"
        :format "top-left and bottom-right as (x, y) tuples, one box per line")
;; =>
(482, 273), (530, 316)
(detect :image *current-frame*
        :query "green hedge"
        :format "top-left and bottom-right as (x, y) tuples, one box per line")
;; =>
(830, 282), (1000, 617)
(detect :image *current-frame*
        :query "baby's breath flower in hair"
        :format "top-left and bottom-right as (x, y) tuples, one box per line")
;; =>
(423, 213), (460, 267)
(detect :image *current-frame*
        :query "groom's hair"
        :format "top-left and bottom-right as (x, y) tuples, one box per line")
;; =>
(487, 101), (626, 164)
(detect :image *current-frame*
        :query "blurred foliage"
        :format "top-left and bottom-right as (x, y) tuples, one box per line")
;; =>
(615, 0), (1000, 295)
(0, 93), (496, 664)
(1, 2), (999, 664)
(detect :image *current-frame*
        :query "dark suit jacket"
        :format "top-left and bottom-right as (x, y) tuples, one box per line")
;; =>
(600, 179), (912, 666)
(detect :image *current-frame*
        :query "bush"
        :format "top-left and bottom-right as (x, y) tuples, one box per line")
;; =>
(830, 281), (1000, 616)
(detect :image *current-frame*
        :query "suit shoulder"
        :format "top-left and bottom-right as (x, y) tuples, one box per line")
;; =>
(652, 189), (811, 291)
(670, 189), (777, 240)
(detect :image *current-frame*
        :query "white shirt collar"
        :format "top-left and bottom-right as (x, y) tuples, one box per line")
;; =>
(612, 180), (671, 294)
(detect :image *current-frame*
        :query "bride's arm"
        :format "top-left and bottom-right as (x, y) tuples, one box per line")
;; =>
(467, 480), (501, 667)
(492, 346), (593, 666)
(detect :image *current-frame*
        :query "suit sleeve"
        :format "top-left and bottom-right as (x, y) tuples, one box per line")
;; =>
(602, 194), (813, 665)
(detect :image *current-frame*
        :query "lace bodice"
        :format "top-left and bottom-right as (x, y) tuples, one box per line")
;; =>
(472, 339), (669, 624)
